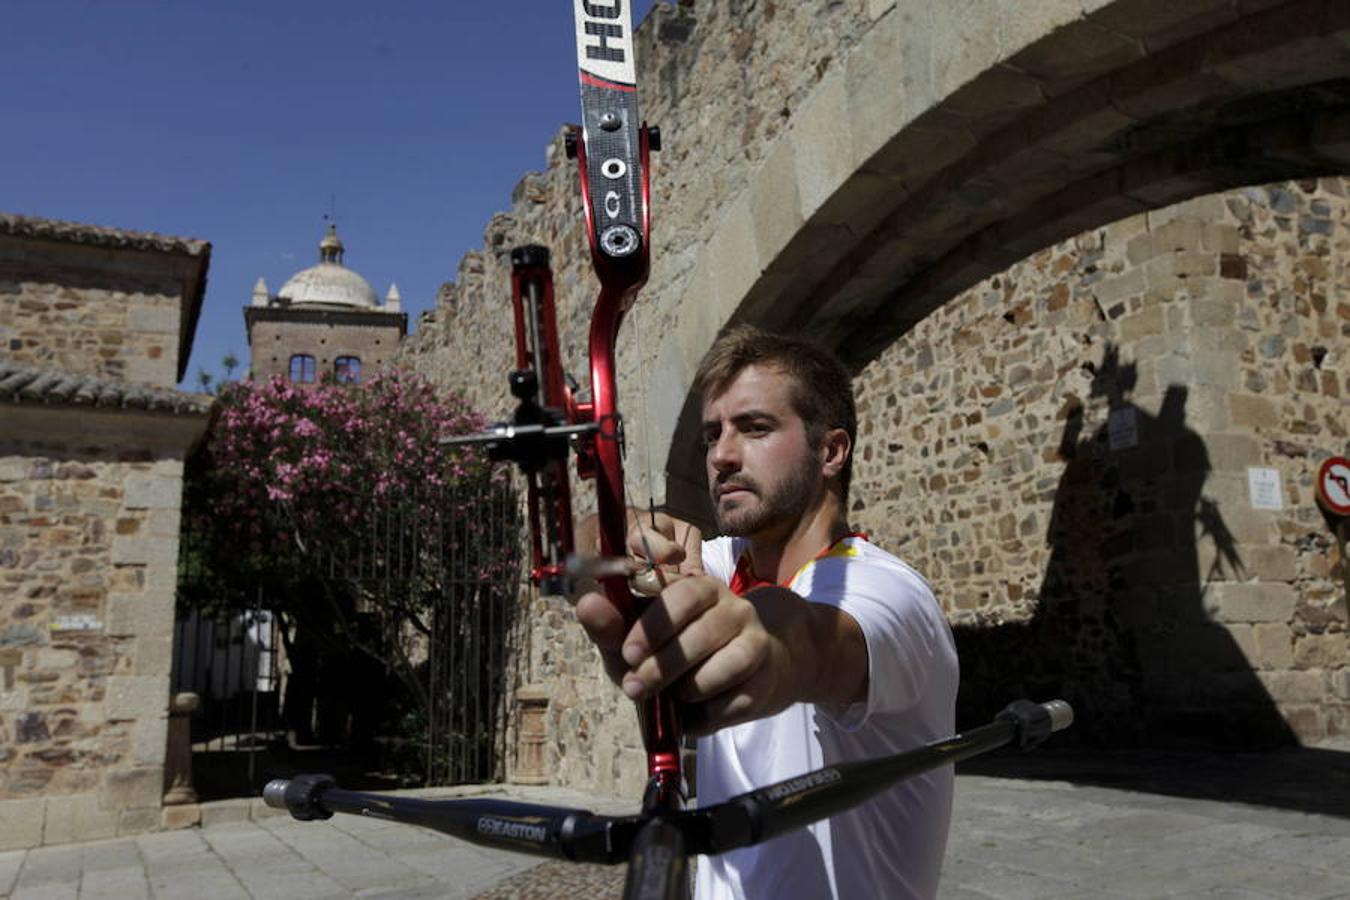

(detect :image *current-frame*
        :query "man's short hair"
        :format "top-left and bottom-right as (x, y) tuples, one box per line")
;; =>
(694, 324), (857, 501)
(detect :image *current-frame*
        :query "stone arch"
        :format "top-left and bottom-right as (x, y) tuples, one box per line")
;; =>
(660, 0), (1350, 514)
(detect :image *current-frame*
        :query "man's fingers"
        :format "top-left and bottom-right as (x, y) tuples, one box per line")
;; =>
(620, 578), (719, 668)
(680, 689), (759, 738)
(627, 526), (687, 567)
(621, 606), (741, 700)
(574, 590), (627, 653)
(676, 632), (766, 703)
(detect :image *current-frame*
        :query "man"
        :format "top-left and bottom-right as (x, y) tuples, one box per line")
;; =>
(576, 326), (959, 899)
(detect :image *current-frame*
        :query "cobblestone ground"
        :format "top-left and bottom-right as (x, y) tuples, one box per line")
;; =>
(472, 860), (625, 899)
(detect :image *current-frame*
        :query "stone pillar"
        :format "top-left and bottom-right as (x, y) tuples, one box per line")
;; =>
(512, 685), (550, 785)
(162, 692), (199, 805)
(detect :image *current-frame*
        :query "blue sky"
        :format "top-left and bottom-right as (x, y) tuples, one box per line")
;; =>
(2, 1), (657, 388)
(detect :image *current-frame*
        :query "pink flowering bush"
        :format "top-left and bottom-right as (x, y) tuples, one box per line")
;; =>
(198, 371), (491, 545)
(180, 371), (522, 776)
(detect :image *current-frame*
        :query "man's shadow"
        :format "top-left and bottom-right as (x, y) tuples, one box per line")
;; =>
(952, 344), (1338, 805)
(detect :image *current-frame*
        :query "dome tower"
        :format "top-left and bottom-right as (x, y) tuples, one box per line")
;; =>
(243, 224), (407, 384)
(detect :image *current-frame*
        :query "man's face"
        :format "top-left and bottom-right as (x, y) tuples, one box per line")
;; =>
(701, 364), (822, 538)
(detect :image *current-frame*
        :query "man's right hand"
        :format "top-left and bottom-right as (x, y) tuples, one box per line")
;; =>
(574, 511), (703, 686)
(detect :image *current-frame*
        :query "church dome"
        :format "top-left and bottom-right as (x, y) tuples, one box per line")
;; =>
(277, 224), (379, 309)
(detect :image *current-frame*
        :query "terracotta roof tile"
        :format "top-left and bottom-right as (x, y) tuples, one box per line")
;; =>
(0, 361), (215, 416)
(0, 213), (208, 257)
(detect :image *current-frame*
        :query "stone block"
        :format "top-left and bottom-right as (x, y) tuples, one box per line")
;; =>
(1153, 218), (1205, 253)
(104, 675), (167, 721)
(791, 69), (854, 218)
(1240, 544), (1297, 581)
(110, 534), (178, 567)
(749, 139), (803, 270)
(118, 806), (160, 837)
(0, 460), (25, 482)
(123, 477), (182, 511)
(0, 797), (44, 851)
(105, 591), (170, 637)
(1205, 434), (1261, 471)
(135, 635), (174, 677)
(673, 250), (719, 368)
(1118, 305), (1166, 341)
(43, 792), (118, 845)
(708, 194), (760, 322)
(1229, 394), (1279, 429)
(1190, 295), (1241, 328)
(928, 0), (1003, 102)
(126, 306), (179, 335)
(1203, 583), (1296, 624)
(1258, 669), (1326, 704)
(1293, 634), (1346, 669)
(1201, 222), (1240, 254)
(131, 713), (169, 767)
(101, 766), (164, 811)
(1145, 251), (1218, 286)
(1334, 668), (1350, 701)
(1012, 14), (1143, 97)
(867, 0), (895, 20)
(122, 356), (173, 388)
(199, 799), (251, 828)
(1093, 267), (1147, 306)
(161, 803), (201, 830)
(1086, 0), (1237, 45)
(847, 5), (928, 165)
(1252, 623), (1293, 669)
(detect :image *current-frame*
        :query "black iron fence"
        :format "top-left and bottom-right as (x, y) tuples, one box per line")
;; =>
(175, 472), (525, 796)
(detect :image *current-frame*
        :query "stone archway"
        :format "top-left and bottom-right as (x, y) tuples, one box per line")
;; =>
(660, 0), (1350, 510)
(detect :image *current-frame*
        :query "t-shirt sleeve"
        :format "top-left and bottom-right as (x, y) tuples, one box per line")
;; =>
(701, 535), (739, 584)
(801, 553), (951, 730)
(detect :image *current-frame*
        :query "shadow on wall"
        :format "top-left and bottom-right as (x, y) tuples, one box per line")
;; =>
(954, 343), (1296, 751)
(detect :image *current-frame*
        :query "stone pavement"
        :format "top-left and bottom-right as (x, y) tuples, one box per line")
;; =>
(3, 764), (1348, 899)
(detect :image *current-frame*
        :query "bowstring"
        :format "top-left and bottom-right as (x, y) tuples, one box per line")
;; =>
(624, 299), (667, 591)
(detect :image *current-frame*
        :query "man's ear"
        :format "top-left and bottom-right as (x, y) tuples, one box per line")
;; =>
(820, 428), (851, 479)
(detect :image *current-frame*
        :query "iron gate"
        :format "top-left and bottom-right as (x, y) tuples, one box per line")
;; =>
(175, 471), (525, 795)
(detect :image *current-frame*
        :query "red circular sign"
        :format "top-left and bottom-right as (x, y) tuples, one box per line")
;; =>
(1317, 457), (1350, 516)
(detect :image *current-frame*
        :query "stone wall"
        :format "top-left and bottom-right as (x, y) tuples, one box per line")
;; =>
(246, 310), (406, 383)
(850, 179), (1348, 745)
(401, 0), (888, 797)
(0, 215), (212, 850)
(0, 427), (191, 846)
(0, 236), (200, 389)
(400, 0), (1350, 793)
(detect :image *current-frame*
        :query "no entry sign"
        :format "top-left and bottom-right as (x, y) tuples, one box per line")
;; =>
(1317, 456), (1350, 517)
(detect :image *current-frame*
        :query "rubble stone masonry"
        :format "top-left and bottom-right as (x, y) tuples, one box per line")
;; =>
(0, 239), (191, 389)
(0, 431), (189, 848)
(0, 216), (210, 849)
(851, 180), (1348, 747)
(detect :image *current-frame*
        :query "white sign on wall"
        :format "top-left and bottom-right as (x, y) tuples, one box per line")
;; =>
(1247, 467), (1285, 511)
(50, 614), (102, 633)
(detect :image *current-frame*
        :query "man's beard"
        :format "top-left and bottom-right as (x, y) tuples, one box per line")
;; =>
(711, 450), (819, 537)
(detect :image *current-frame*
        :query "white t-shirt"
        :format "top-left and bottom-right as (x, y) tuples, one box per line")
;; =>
(694, 535), (959, 900)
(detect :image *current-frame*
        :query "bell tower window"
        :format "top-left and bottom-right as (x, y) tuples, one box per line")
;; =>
(288, 354), (316, 383)
(334, 356), (362, 385)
